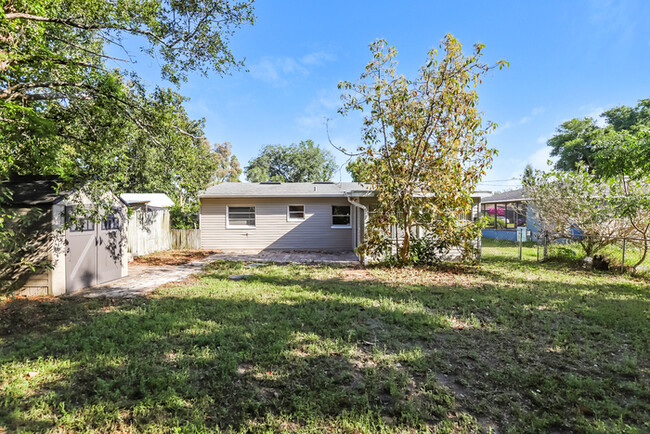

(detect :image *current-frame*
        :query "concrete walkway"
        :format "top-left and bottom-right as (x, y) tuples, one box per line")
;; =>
(76, 254), (220, 298)
(76, 250), (359, 298)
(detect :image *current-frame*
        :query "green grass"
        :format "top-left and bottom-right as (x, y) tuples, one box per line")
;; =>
(1, 249), (649, 433)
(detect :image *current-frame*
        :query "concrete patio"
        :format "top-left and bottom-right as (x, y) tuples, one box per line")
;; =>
(75, 250), (359, 298)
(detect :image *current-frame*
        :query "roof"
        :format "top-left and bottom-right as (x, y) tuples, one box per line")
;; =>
(120, 193), (175, 208)
(0, 176), (69, 206)
(481, 188), (528, 204)
(200, 182), (492, 199)
(200, 182), (370, 198)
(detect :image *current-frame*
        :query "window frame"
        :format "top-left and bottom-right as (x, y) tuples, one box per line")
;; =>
(66, 206), (95, 233)
(101, 209), (121, 231)
(226, 205), (256, 229)
(331, 205), (352, 229)
(287, 204), (306, 222)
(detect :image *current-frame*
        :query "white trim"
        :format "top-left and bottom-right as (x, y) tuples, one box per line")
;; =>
(331, 204), (352, 228)
(286, 204), (306, 222)
(226, 205), (256, 229)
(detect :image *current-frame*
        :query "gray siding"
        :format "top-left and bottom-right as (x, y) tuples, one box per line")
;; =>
(200, 198), (354, 251)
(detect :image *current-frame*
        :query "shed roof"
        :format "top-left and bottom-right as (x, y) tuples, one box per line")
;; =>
(481, 188), (528, 204)
(120, 193), (175, 208)
(0, 176), (69, 206)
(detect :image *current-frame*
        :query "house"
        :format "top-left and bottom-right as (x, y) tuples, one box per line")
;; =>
(480, 188), (539, 241)
(1, 176), (128, 296)
(120, 193), (174, 257)
(199, 182), (486, 256)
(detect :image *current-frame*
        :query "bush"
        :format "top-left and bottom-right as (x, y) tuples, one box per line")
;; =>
(169, 205), (199, 229)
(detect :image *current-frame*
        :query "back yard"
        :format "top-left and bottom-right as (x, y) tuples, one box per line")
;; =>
(1, 247), (648, 433)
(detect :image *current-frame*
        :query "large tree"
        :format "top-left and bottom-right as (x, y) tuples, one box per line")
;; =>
(547, 99), (650, 173)
(337, 35), (504, 264)
(245, 140), (337, 183)
(0, 0), (254, 187)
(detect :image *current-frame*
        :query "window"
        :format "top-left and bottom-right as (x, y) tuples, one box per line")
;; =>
(102, 212), (120, 230)
(227, 206), (256, 228)
(332, 205), (351, 227)
(480, 202), (527, 230)
(287, 205), (305, 221)
(66, 207), (95, 232)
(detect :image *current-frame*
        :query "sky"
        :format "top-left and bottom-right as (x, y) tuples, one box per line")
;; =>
(114, 0), (650, 191)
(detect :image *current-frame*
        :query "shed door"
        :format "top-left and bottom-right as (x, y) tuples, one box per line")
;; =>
(65, 207), (123, 293)
(65, 214), (98, 293)
(97, 210), (122, 284)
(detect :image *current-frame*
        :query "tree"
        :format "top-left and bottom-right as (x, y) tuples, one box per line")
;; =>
(525, 167), (632, 257)
(245, 140), (337, 183)
(1, 0), (254, 185)
(547, 118), (602, 172)
(547, 99), (650, 174)
(522, 164), (534, 187)
(337, 35), (505, 264)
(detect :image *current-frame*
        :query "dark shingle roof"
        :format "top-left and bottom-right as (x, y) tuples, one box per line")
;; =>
(481, 188), (527, 204)
(0, 176), (69, 206)
(200, 182), (370, 198)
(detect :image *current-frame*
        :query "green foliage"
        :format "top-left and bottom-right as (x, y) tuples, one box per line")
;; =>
(338, 35), (502, 264)
(548, 99), (650, 175)
(522, 164), (535, 187)
(244, 140), (337, 183)
(169, 205), (199, 229)
(548, 117), (602, 172)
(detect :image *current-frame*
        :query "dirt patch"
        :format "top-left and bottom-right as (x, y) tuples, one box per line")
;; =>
(340, 269), (376, 281)
(130, 250), (221, 266)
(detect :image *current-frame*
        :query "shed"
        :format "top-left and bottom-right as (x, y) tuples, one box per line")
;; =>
(1, 176), (128, 296)
(120, 193), (173, 257)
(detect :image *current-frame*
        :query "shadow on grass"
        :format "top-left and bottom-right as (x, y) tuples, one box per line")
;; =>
(0, 260), (648, 432)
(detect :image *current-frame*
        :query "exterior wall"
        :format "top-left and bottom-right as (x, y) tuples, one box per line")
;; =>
(11, 206), (54, 297)
(200, 197), (354, 251)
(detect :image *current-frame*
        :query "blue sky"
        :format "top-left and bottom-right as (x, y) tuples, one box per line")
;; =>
(117, 0), (650, 190)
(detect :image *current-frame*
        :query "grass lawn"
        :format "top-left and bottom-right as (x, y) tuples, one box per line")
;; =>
(1, 249), (649, 432)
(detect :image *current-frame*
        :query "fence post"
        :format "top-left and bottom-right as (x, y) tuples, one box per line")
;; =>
(519, 238), (523, 261)
(543, 232), (548, 261)
(477, 234), (482, 263)
(621, 238), (626, 273)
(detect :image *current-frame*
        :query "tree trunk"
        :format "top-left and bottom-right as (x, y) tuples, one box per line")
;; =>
(633, 237), (648, 270)
(399, 210), (411, 264)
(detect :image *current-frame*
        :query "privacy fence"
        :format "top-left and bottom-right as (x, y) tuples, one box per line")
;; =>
(171, 229), (201, 250)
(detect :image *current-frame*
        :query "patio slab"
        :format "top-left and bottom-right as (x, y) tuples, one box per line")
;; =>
(74, 250), (358, 298)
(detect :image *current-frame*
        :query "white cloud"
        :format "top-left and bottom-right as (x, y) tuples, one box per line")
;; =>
(531, 106), (545, 116)
(248, 50), (336, 86)
(528, 146), (557, 171)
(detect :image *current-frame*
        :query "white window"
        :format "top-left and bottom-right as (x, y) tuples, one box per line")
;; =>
(332, 205), (351, 228)
(227, 206), (256, 228)
(287, 205), (305, 221)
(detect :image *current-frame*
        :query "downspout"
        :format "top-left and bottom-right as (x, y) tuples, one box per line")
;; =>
(347, 196), (369, 265)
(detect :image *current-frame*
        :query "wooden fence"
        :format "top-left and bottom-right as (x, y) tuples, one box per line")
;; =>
(128, 208), (171, 256)
(171, 229), (201, 250)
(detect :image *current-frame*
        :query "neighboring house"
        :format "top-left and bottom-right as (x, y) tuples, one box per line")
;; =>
(480, 188), (539, 241)
(199, 182), (486, 257)
(120, 193), (174, 257)
(1, 176), (128, 296)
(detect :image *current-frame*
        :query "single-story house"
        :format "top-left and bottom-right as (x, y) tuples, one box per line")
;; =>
(120, 193), (174, 257)
(199, 182), (487, 257)
(1, 176), (128, 296)
(480, 188), (539, 241)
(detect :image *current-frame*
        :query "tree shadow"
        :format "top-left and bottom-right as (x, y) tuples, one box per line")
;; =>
(0, 261), (648, 432)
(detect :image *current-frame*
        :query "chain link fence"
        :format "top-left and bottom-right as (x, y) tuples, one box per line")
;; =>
(481, 235), (650, 275)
